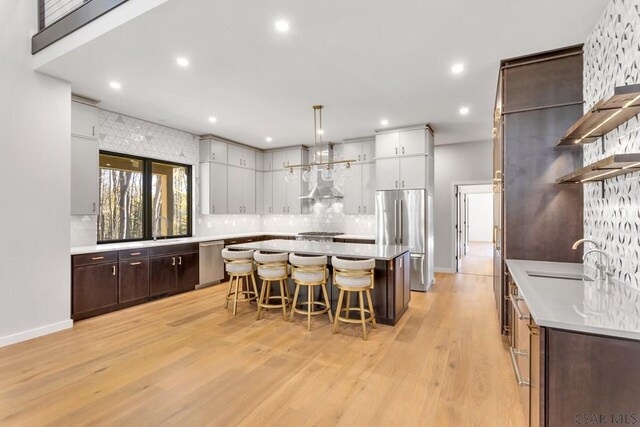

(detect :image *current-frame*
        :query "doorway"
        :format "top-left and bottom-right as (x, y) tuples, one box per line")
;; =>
(455, 184), (493, 276)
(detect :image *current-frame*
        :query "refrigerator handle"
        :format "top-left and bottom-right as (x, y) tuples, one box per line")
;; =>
(398, 199), (403, 243)
(394, 199), (399, 244)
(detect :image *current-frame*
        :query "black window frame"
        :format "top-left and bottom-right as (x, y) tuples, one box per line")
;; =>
(98, 150), (193, 244)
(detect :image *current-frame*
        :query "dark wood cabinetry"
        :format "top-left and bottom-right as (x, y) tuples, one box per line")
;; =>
(119, 258), (149, 305)
(72, 258), (119, 319)
(149, 244), (199, 297)
(494, 45), (584, 336)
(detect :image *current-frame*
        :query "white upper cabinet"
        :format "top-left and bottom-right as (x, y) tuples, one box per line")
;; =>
(199, 139), (228, 164)
(375, 158), (400, 190)
(71, 135), (98, 215)
(71, 101), (99, 139)
(375, 132), (400, 159)
(342, 138), (375, 163)
(361, 163), (375, 214)
(227, 166), (256, 213)
(272, 170), (287, 213)
(272, 148), (301, 169)
(262, 172), (273, 214)
(255, 151), (264, 171)
(399, 129), (426, 156)
(200, 162), (228, 214)
(375, 126), (433, 159)
(400, 156), (426, 189)
(243, 168), (256, 213)
(343, 163), (376, 215)
(228, 144), (256, 169)
(263, 152), (273, 171)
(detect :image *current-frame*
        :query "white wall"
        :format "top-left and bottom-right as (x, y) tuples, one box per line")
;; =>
(467, 193), (493, 242)
(434, 141), (493, 272)
(0, 2), (72, 346)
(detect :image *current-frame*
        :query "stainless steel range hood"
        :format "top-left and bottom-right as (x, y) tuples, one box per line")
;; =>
(299, 144), (344, 199)
(299, 170), (344, 199)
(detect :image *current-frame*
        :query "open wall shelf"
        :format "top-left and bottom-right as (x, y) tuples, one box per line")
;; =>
(555, 84), (640, 147)
(556, 153), (640, 184)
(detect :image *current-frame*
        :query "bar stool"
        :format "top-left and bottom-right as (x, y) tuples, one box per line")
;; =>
(221, 248), (259, 316)
(254, 251), (290, 321)
(331, 256), (377, 340)
(289, 254), (333, 330)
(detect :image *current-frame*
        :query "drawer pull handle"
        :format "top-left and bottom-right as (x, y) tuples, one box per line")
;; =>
(92, 256), (105, 260)
(509, 295), (530, 320)
(172, 257), (176, 266)
(130, 262), (142, 266)
(509, 347), (531, 387)
(130, 252), (141, 256)
(112, 265), (116, 276)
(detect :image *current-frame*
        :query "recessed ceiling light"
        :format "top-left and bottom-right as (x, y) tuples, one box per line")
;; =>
(459, 106), (470, 115)
(380, 119), (389, 126)
(176, 57), (189, 67)
(275, 20), (290, 33)
(208, 116), (217, 123)
(109, 81), (121, 90)
(451, 63), (465, 74)
(266, 137), (273, 142)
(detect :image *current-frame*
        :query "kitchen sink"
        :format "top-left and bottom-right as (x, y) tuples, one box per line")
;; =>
(526, 271), (594, 282)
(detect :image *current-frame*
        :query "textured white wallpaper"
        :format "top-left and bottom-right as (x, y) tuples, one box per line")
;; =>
(583, 0), (640, 287)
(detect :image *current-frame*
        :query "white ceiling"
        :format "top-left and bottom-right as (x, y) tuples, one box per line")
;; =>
(38, 0), (608, 149)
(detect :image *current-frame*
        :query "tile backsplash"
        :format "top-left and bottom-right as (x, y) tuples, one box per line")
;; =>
(583, 0), (640, 288)
(70, 111), (375, 247)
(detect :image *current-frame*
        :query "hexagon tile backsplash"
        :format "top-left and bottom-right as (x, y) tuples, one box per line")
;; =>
(583, 0), (640, 288)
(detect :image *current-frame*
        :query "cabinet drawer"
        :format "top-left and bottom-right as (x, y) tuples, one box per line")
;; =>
(118, 248), (149, 260)
(149, 243), (199, 256)
(73, 251), (118, 267)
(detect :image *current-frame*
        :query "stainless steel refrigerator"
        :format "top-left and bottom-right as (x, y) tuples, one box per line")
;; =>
(376, 189), (434, 291)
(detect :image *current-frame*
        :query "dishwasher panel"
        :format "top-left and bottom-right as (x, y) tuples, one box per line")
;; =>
(198, 241), (225, 288)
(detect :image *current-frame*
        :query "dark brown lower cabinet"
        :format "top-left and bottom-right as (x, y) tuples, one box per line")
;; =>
(119, 258), (149, 304)
(150, 255), (179, 296)
(176, 251), (199, 292)
(72, 260), (119, 319)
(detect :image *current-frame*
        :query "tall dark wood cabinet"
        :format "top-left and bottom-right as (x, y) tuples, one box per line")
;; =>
(493, 46), (585, 336)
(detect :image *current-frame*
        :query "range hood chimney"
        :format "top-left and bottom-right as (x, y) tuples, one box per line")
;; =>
(299, 144), (344, 200)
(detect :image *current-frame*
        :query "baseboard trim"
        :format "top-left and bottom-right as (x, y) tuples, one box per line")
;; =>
(435, 267), (455, 274)
(0, 319), (73, 348)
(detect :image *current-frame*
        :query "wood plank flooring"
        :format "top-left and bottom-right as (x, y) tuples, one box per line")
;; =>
(460, 242), (494, 277)
(0, 273), (525, 426)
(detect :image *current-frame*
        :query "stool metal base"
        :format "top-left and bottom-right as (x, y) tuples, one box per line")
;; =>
(290, 281), (333, 331)
(333, 286), (377, 340)
(257, 277), (290, 321)
(224, 272), (258, 316)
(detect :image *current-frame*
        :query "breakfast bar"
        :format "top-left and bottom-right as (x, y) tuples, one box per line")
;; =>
(228, 239), (412, 325)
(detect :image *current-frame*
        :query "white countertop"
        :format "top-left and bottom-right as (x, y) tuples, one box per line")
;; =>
(506, 259), (640, 341)
(338, 234), (375, 240)
(229, 239), (409, 260)
(70, 232), (296, 255)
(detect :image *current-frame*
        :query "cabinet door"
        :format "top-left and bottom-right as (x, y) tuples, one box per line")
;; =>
(243, 168), (256, 214)
(71, 135), (98, 215)
(255, 171), (264, 214)
(362, 140), (375, 163)
(176, 252), (199, 292)
(243, 148), (256, 170)
(343, 164), (362, 214)
(272, 170), (287, 213)
(200, 139), (228, 164)
(375, 132), (399, 159)
(263, 152), (273, 171)
(342, 142), (362, 162)
(361, 163), (376, 214)
(255, 151), (264, 172)
(227, 165), (243, 214)
(286, 179), (301, 214)
(400, 156), (426, 189)
(375, 158), (399, 190)
(399, 129), (426, 156)
(426, 157), (434, 195)
(150, 256), (177, 296)
(119, 259), (149, 304)
(228, 145), (244, 168)
(263, 171), (273, 214)
(71, 101), (98, 138)
(210, 163), (228, 214)
(286, 148), (301, 167)
(426, 130), (434, 158)
(73, 262), (118, 318)
(273, 151), (288, 170)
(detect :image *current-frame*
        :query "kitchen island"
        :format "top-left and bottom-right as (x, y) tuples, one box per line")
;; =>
(228, 239), (411, 325)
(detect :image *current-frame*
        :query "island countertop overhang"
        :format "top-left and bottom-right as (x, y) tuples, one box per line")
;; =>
(226, 239), (410, 260)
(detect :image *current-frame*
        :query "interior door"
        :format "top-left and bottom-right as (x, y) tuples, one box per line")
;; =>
(375, 190), (398, 245)
(455, 187), (463, 272)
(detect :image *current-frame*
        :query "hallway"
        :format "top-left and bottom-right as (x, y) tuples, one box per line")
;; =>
(460, 242), (494, 277)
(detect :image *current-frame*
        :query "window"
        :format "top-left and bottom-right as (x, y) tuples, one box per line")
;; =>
(98, 152), (192, 243)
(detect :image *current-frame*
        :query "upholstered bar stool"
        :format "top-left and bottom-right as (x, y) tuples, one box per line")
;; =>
(221, 248), (259, 316)
(289, 254), (333, 330)
(254, 251), (290, 321)
(331, 256), (377, 340)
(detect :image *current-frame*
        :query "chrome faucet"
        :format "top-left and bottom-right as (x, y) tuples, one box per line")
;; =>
(153, 216), (169, 241)
(583, 249), (613, 284)
(572, 238), (600, 250)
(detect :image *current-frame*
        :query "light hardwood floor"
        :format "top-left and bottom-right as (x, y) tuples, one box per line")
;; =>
(0, 273), (525, 426)
(460, 242), (494, 277)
